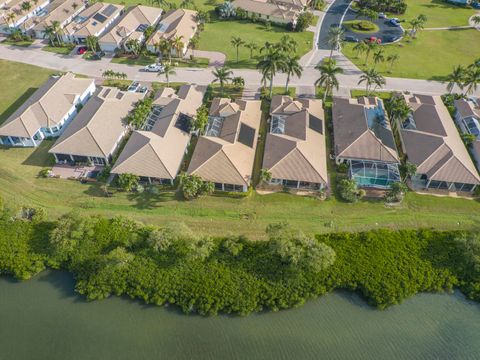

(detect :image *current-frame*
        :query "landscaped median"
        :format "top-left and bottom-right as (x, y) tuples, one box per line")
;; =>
(111, 54), (210, 68)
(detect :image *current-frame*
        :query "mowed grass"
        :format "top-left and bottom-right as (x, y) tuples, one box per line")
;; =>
(1, 59), (480, 238)
(398, 0), (476, 27)
(198, 20), (314, 68)
(0, 60), (55, 124)
(105, 0), (216, 11)
(342, 29), (480, 80)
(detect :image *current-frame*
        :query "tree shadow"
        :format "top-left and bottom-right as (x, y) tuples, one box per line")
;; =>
(21, 140), (55, 167)
(126, 189), (181, 210)
(36, 270), (80, 300)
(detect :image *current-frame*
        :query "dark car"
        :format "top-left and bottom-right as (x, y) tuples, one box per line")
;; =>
(77, 46), (88, 55)
(344, 35), (359, 43)
(383, 35), (400, 43)
(90, 51), (105, 60)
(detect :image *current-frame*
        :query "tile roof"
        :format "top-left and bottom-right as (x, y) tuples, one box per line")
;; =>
(147, 9), (197, 46)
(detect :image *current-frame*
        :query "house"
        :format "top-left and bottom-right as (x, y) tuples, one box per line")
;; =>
(398, 94), (480, 193)
(0, 73), (95, 147)
(62, 2), (123, 44)
(98, 5), (162, 53)
(262, 95), (328, 191)
(0, 0), (50, 33)
(111, 85), (205, 184)
(187, 98), (262, 192)
(48, 87), (144, 166)
(231, 0), (309, 25)
(25, 0), (86, 39)
(332, 97), (401, 188)
(146, 9), (197, 56)
(454, 97), (480, 169)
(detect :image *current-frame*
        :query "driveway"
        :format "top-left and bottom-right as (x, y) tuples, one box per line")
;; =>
(318, 0), (351, 49)
(342, 10), (404, 43)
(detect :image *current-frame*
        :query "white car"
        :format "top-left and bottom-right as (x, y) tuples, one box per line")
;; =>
(144, 63), (164, 73)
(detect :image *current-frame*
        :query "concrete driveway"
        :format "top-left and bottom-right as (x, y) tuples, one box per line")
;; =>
(342, 10), (404, 43)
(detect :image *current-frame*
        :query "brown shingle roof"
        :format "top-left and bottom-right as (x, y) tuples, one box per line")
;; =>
(263, 96), (328, 185)
(400, 94), (480, 185)
(332, 97), (399, 164)
(147, 9), (197, 46)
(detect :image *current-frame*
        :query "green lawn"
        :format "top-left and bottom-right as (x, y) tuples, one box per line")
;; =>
(342, 29), (480, 80)
(111, 54), (210, 68)
(106, 0), (216, 11)
(0, 60), (55, 124)
(198, 19), (314, 69)
(398, 0), (477, 27)
(343, 20), (380, 34)
(1, 39), (33, 47)
(42, 45), (75, 55)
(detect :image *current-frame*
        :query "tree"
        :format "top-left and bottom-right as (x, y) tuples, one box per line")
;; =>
(20, 1), (32, 13)
(358, 68), (386, 95)
(472, 15), (480, 27)
(5, 12), (16, 26)
(85, 35), (98, 52)
(386, 94), (410, 131)
(211, 66), (233, 96)
(125, 38), (141, 57)
(337, 178), (364, 203)
(295, 12), (315, 32)
(160, 63), (176, 87)
(364, 40), (378, 65)
(117, 173), (140, 192)
(446, 65), (465, 94)
(50, 20), (63, 46)
(230, 36), (244, 63)
(172, 35), (184, 58)
(257, 48), (287, 99)
(400, 161), (417, 183)
(232, 76), (245, 88)
(245, 41), (258, 59)
(217, 1), (236, 18)
(221, 235), (245, 256)
(409, 15), (427, 39)
(463, 67), (480, 96)
(315, 58), (343, 101)
(386, 53), (399, 73)
(372, 48), (385, 70)
(267, 222), (336, 272)
(147, 222), (196, 253)
(353, 41), (367, 59)
(277, 35), (297, 55)
(43, 25), (56, 46)
(327, 26), (345, 59)
(192, 105), (209, 134)
(259, 168), (272, 183)
(385, 182), (408, 203)
(178, 173), (214, 200)
(188, 36), (199, 58)
(283, 55), (303, 94)
(196, 10), (211, 24)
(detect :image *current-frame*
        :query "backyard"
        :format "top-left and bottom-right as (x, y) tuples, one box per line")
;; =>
(342, 29), (480, 80)
(1, 60), (480, 238)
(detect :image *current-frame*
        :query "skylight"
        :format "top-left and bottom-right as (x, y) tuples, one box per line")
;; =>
(143, 105), (164, 131)
(206, 116), (224, 137)
(271, 115), (285, 134)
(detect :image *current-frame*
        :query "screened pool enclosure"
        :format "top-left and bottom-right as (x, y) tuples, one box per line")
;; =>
(349, 160), (400, 188)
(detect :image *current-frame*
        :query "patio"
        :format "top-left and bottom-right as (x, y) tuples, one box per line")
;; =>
(51, 164), (102, 180)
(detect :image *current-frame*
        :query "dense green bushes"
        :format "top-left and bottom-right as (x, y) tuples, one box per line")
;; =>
(0, 205), (479, 315)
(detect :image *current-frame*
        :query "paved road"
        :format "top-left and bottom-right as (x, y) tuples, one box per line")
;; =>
(317, 0), (351, 49)
(342, 10), (404, 43)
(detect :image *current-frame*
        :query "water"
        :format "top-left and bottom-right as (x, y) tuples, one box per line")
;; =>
(0, 271), (479, 360)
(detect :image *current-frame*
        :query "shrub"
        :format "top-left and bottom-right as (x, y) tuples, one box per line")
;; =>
(354, 20), (376, 31)
(38, 168), (51, 178)
(384, 182), (408, 203)
(337, 178), (364, 202)
(116, 173), (140, 192)
(178, 173), (214, 200)
(295, 12), (315, 32)
(216, 1), (236, 18)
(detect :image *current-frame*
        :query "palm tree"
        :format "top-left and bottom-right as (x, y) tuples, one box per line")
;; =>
(257, 49), (287, 98)
(43, 25), (56, 46)
(5, 12), (16, 26)
(472, 15), (480, 27)
(386, 94), (411, 132)
(464, 67), (480, 95)
(50, 20), (63, 46)
(386, 53), (399, 73)
(364, 41), (378, 65)
(372, 48), (385, 70)
(160, 63), (176, 87)
(188, 36), (199, 58)
(245, 41), (258, 59)
(231, 36), (244, 64)
(278, 35), (297, 55)
(85, 35), (98, 53)
(172, 36), (184, 58)
(358, 68), (386, 95)
(283, 55), (303, 94)
(445, 65), (465, 94)
(156, 38), (169, 61)
(126, 39), (141, 57)
(212, 66), (233, 96)
(327, 26), (344, 59)
(315, 58), (343, 101)
(353, 41), (367, 59)
(20, 1), (32, 14)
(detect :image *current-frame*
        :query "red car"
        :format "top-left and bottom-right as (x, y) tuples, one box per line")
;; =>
(368, 37), (382, 44)
(77, 46), (88, 55)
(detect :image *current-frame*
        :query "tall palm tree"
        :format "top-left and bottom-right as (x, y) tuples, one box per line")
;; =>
(464, 67), (480, 95)
(327, 26), (344, 59)
(230, 36), (244, 63)
(353, 41), (367, 59)
(386, 53), (399, 73)
(5, 12), (16, 26)
(43, 25), (56, 46)
(257, 49), (287, 98)
(472, 15), (480, 27)
(245, 41), (258, 59)
(358, 68), (386, 95)
(278, 35), (297, 55)
(156, 38), (169, 61)
(445, 65), (465, 94)
(364, 41), (377, 65)
(85, 35), (98, 53)
(172, 36), (184, 58)
(314, 58), (343, 101)
(283, 55), (303, 94)
(160, 63), (176, 87)
(50, 20), (63, 46)
(188, 36), (199, 58)
(20, 1), (32, 14)
(372, 48), (385, 70)
(212, 66), (233, 96)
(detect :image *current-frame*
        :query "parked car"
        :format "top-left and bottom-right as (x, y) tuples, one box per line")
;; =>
(90, 51), (105, 60)
(368, 36), (381, 44)
(127, 81), (140, 92)
(144, 63), (164, 72)
(472, 1), (480, 8)
(138, 86), (148, 94)
(389, 18), (401, 27)
(344, 35), (359, 43)
(383, 35), (400, 43)
(77, 46), (88, 55)
(379, 12), (387, 19)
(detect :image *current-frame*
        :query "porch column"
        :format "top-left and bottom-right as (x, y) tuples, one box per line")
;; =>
(297, 181), (300, 189)
(53, 153), (58, 163)
(448, 182), (454, 191)
(426, 179), (431, 189)
(70, 155), (74, 162)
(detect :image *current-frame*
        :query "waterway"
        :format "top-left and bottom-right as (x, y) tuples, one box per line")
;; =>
(0, 271), (479, 360)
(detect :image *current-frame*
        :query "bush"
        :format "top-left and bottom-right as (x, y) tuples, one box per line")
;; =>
(295, 12), (315, 32)
(337, 178), (364, 203)
(178, 173), (214, 200)
(354, 20), (376, 31)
